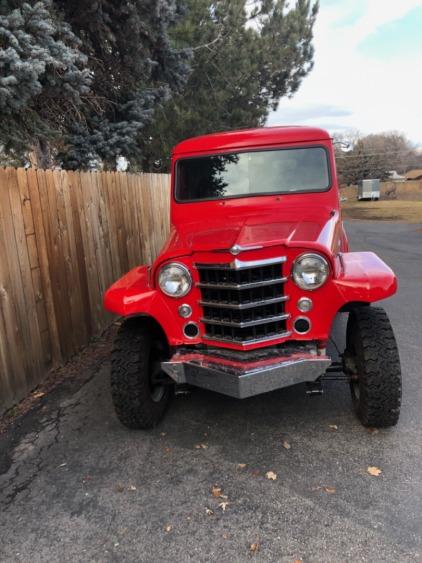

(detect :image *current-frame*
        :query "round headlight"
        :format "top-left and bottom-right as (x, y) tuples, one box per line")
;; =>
(292, 253), (329, 291)
(158, 263), (192, 297)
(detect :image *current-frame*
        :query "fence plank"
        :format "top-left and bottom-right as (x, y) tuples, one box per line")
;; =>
(138, 173), (154, 265)
(3, 169), (43, 388)
(28, 169), (61, 364)
(44, 170), (75, 358)
(77, 172), (105, 331)
(102, 172), (121, 281)
(0, 169), (26, 409)
(67, 171), (93, 338)
(94, 172), (115, 290)
(111, 171), (130, 274)
(59, 170), (90, 349)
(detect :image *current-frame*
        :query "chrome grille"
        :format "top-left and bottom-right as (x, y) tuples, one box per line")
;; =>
(196, 257), (291, 345)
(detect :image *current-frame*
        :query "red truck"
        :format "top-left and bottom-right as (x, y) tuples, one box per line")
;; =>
(104, 126), (401, 429)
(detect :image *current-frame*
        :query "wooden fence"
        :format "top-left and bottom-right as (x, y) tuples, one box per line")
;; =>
(0, 169), (171, 414)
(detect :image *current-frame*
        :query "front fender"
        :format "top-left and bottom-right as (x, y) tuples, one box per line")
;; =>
(334, 251), (397, 302)
(103, 266), (185, 345)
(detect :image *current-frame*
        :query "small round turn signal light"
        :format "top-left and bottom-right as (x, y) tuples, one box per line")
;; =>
(178, 304), (192, 318)
(297, 297), (313, 313)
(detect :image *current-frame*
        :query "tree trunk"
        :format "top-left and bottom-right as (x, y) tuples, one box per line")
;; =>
(32, 138), (54, 169)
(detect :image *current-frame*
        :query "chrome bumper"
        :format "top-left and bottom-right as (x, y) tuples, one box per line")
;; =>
(161, 347), (331, 399)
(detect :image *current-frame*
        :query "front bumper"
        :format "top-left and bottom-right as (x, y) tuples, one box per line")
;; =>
(161, 346), (331, 399)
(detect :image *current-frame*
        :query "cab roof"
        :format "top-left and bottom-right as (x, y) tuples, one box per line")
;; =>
(172, 126), (331, 157)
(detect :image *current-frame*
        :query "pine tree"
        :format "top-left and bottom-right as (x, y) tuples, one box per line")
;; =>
(139, 0), (318, 171)
(0, 0), (92, 166)
(0, 0), (191, 168)
(56, 0), (191, 169)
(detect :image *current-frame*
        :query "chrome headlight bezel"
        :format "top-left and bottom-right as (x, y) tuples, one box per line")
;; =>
(158, 262), (192, 298)
(292, 253), (330, 291)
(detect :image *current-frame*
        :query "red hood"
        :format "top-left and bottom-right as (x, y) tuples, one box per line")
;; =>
(158, 206), (342, 262)
(181, 219), (326, 250)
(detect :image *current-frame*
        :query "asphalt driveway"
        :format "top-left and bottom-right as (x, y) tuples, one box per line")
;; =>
(1, 221), (422, 562)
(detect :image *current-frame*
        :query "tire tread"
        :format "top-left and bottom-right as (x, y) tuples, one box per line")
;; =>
(348, 306), (401, 427)
(110, 319), (171, 429)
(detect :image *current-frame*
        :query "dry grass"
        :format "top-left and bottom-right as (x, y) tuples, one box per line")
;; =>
(341, 200), (422, 223)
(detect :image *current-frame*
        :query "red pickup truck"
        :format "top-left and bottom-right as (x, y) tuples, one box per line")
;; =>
(104, 126), (401, 429)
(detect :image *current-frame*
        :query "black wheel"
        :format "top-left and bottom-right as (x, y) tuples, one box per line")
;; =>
(111, 318), (173, 429)
(345, 306), (401, 427)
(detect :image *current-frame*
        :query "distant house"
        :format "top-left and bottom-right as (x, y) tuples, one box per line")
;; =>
(388, 170), (405, 182)
(406, 169), (422, 181)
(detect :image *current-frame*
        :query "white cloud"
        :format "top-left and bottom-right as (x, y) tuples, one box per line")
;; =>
(268, 0), (422, 144)
(347, 0), (422, 44)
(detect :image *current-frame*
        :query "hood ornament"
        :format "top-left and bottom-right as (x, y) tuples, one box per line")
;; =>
(230, 244), (263, 256)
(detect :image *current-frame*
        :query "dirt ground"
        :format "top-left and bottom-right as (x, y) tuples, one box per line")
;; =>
(341, 200), (422, 223)
(0, 326), (117, 436)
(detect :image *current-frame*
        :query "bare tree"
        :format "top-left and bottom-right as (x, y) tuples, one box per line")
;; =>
(334, 131), (422, 186)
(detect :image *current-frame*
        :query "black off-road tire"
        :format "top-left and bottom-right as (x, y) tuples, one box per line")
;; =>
(111, 319), (173, 429)
(346, 306), (401, 427)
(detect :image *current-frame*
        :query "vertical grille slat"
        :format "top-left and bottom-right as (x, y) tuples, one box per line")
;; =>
(196, 258), (290, 345)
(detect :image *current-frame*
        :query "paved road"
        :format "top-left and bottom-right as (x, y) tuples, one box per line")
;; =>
(1, 221), (422, 562)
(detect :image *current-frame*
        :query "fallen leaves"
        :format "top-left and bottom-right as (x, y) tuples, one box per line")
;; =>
(195, 443), (208, 450)
(367, 466), (382, 477)
(32, 391), (45, 399)
(312, 485), (337, 494)
(265, 471), (277, 481)
(323, 486), (336, 494)
(164, 525), (172, 533)
(211, 486), (223, 498)
(237, 463), (247, 470)
(367, 427), (379, 435)
(250, 541), (260, 553)
(328, 424), (338, 431)
(208, 486), (230, 514)
(115, 484), (137, 493)
(282, 440), (291, 450)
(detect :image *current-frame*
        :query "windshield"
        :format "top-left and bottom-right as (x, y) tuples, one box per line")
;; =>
(175, 147), (330, 202)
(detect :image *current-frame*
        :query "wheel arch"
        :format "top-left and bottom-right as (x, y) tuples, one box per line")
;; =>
(121, 314), (170, 355)
(338, 301), (371, 313)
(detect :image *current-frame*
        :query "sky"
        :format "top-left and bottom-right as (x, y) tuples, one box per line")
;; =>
(267, 0), (422, 146)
